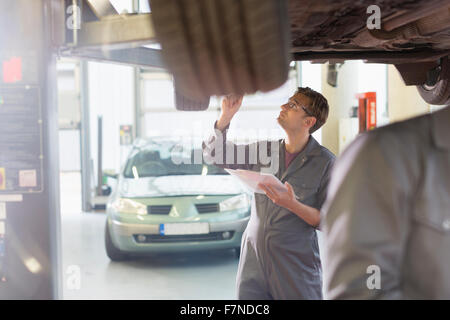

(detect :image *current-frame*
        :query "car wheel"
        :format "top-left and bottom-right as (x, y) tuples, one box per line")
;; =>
(417, 56), (450, 105)
(174, 87), (210, 111)
(150, 0), (291, 103)
(105, 221), (129, 261)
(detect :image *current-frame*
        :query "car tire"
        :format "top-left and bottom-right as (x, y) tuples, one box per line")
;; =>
(174, 87), (210, 111)
(417, 56), (450, 105)
(150, 0), (291, 103)
(105, 221), (129, 261)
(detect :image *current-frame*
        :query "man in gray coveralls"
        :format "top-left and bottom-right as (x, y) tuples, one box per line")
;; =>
(202, 87), (335, 299)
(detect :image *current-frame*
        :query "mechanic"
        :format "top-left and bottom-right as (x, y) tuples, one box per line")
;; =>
(321, 105), (450, 299)
(202, 87), (335, 299)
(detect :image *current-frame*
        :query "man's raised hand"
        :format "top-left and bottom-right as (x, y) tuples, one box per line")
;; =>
(216, 94), (244, 131)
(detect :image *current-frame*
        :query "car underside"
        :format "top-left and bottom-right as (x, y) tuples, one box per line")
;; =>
(287, 0), (450, 105)
(288, 0), (450, 104)
(289, 0), (450, 60)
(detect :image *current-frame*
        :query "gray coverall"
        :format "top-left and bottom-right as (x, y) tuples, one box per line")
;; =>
(322, 105), (450, 299)
(203, 122), (335, 299)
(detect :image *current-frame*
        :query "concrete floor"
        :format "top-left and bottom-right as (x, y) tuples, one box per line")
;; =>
(60, 172), (240, 300)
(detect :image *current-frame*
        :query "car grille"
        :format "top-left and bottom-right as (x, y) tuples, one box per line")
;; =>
(134, 231), (235, 243)
(147, 205), (172, 215)
(195, 203), (219, 214)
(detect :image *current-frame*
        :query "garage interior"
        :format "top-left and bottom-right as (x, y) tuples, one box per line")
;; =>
(57, 59), (439, 300)
(0, 0), (448, 300)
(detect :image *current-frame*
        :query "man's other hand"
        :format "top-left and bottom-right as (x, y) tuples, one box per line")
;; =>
(258, 181), (296, 211)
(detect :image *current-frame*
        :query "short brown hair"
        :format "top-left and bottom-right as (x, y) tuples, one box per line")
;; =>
(296, 87), (329, 134)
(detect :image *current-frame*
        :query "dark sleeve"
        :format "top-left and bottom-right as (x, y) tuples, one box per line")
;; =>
(202, 121), (278, 172)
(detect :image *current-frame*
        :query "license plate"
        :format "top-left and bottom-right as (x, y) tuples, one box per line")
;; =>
(159, 222), (209, 235)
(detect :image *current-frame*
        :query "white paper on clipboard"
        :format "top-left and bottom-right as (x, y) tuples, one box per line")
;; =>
(225, 169), (288, 194)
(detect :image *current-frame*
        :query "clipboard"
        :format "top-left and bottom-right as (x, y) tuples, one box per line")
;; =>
(225, 168), (288, 194)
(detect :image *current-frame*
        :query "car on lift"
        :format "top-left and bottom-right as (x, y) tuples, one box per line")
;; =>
(149, 0), (450, 110)
(105, 137), (251, 261)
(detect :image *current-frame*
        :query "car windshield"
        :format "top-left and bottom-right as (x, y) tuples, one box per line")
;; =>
(123, 141), (228, 178)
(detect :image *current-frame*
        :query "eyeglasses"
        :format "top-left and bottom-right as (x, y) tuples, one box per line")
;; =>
(286, 101), (314, 117)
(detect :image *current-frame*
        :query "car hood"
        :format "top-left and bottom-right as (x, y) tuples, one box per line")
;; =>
(119, 175), (247, 198)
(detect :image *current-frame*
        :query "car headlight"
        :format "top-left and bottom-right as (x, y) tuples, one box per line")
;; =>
(111, 198), (147, 215)
(219, 194), (250, 212)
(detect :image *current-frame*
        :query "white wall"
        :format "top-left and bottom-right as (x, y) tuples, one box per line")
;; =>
(141, 69), (299, 145)
(387, 65), (431, 122)
(57, 59), (81, 172)
(321, 61), (388, 155)
(59, 130), (80, 171)
(227, 72), (297, 143)
(301, 61), (323, 144)
(88, 62), (135, 175)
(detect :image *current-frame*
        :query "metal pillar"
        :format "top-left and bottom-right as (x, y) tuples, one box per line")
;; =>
(79, 60), (92, 212)
(97, 116), (103, 197)
(134, 67), (143, 138)
(0, 0), (62, 299)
